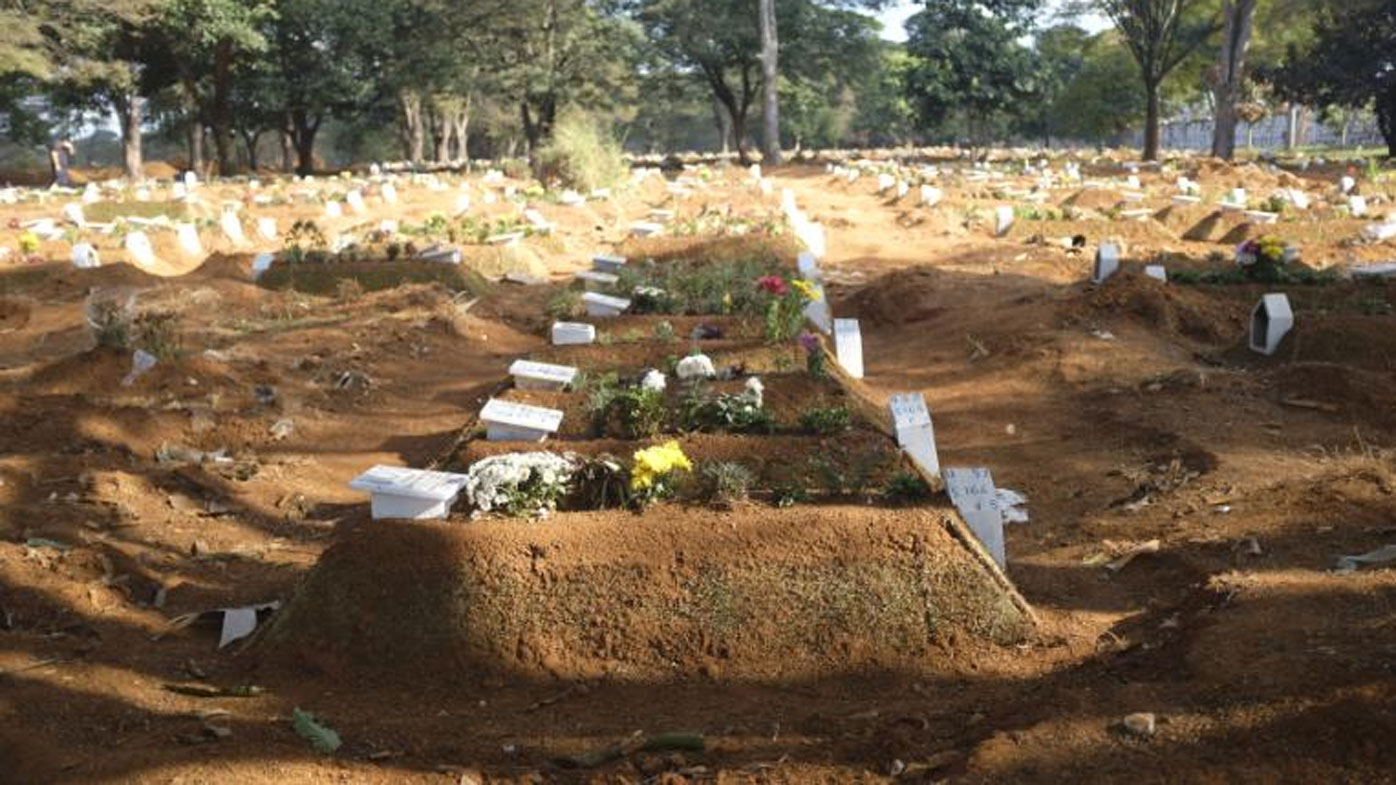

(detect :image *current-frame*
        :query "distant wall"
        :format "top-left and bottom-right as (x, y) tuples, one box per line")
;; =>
(1131, 109), (1386, 153)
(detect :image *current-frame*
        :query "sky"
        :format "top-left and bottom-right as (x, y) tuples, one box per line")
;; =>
(875, 1), (1112, 42)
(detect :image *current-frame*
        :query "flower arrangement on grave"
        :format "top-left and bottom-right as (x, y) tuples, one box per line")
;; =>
(464, 451), (578, 518)
(630, 440), (692, 507)
(1235, 235), (1291, 283)
(18, 232), (39, 256)
(758, 275), (820, 342)
(800, 331), (826, 379)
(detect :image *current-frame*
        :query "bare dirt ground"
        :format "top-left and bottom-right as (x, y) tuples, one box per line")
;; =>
(2, 158), (1396, 783)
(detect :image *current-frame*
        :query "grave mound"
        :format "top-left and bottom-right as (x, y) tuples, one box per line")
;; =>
(1066, 270), (1244, 344)
(257, 257), (491, 296)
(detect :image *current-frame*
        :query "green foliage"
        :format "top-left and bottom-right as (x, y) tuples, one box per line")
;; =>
(132, 310), (181, 360)
(799, 405), (852, 435)
(88, 297), (133, 349)
(607, 387), (668, 439)
(291, 707), (342, 754)
(533, 112), (627, 192)
(694, 460), (757, 509)
(545, 289), (584, 321)
(882, 471), (932, 506)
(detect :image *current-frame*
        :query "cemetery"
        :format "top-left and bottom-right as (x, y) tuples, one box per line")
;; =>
(3, 0), (1396, 781)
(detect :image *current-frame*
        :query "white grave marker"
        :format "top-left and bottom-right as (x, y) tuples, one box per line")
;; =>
(62, 203), (86, 226)
(1341, 176), (1356, 194)
(582, 292), (630, 317)
(349, 465), (470, 520)
(592, 254), (626, 273)
(575, 270), (618, 291)
(1144, 265), (1168, 282)
(994, 206), (1015, 237)
(797, 251), (820, 280)
(833, 318), (864, 379)
(251, 252), (275, 280)
(257, 217), (278, 242)
(943, 467), (1007, 568)
(920, 185), (943, 207)
(124, 231), (156, 267)
(71, 242), (99, 269)
(479, 399), (563, 443)
(1093, 243), (1120, 284)
(509, 359), (578, 391)
(176, 223), (203, 257)
(220, 212), (248, 247)
(889, 393), (939, 477)
(1349, 195), (1369, 218)
(1249, 293), (1294, 356)
(346, 190), (367, 215)
(551, 322), (596, 346)
(382, 183), (399, 204)
(325, 201), (343, 219)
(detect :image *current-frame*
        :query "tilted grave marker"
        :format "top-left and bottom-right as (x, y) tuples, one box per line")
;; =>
(582, 292), (630, 317)
(943, 467), (1007, 569)
(1092, 243), (1120, 284)
(220, 212), (248, 247)
(575, 270), (618, 291)
(833, 318), (864, 379)
(551, 322), (596, 346)
(1249, 293), (1293, 356)
(257, 217), (277, 242)
(251, 252), (274, 280)
(71, 242), (99, 269)
(1144, 265), (1167, 282)
(889, 393), (940, 477)
(124, 231), (156, 267)
(995, 206), (1015, 237)
(176, 223), (203, 257)
(592, 254), (626, 274)
(509, 359), (579, 391)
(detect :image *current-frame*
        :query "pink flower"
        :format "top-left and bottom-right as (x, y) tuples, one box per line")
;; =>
(757, 275), (789, 296)
(798, 332), (820, 353)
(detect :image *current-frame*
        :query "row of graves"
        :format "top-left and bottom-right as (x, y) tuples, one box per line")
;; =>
(265, 174), (1040, 680)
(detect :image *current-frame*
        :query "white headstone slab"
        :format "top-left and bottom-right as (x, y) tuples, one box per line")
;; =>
(889, 393), (939, 477)
(649, 209), (676, 222)
(1126, 175), (1142, 190)
(379, 219), (399, 235)
(523, 208), (552, 232)
(592, 254), (626, 273)
(1093, 244), (1120, 284)
(1244, 210), (1279, 225)
(480, 398), (564, 443)
(124, 231), (156, 266)
(797, 251), (820, 279)
(176, 223), (203, 257)
(877, 173), (895, 194)
(582, 292), (630, 317)
(797, 221), (826, 258)
(833, 318), (864, 379)
(551, 322), (596, 346)
(349, 464), (470, 520)
(803, 288), (833, 334)
(897, 180), (909, 200)
(346, 190), (367, 215)
(920, 185), (943, 207)
(995, 206), (1015, 237)
(382, 183), (399, 204)
(575, 270), (618, 290)
(171, 182), (187, 201)
(82, 184), (101, 204)
(325, 201), (343, 219)
(1231, 188), (1247, 207)
(509, 359), (579, 390)
(943, 467), (1007, 568)
(220, 212), (248, 247)
(71, 242), (99, 269)
(1341, 176), (1356, 194)
(62, 203), (86, 226)
(251, 252), (275, 280)
(1363, 221), (1396, 242)
(183, 171), (198, 190)
(1250, 293), (1294, 356)
(1285, 189), (1311, 210)
(630, 221), (664, 237)
(1144, 265), (1167, 282)
(1171, 195), (1202, 206)
(1349, 195), (1369, 218)
(257, 217), (278, 242)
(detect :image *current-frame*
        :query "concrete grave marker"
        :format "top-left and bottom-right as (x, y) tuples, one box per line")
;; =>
(71, 242), (99, 269)
(379, 219), (399, 235)
(325, 201), (343, 219)
(1349, 195), (1369, 218)
(509, 359), (578, 391)
(1244, 210), (1280, 225)
(920, 185), (943, 207)
(803, 283), (833, 334)
(417, 245), (462, 264)
(381, 183), (399, 204)
(124, 231), (156, 267)
(523, 208), (553, 233)
(251, 253), (275, 280)
(349, 465), (470, 520)
(1093, 243), (1120, 284)
(877, 173), (895, 194)
(582, 292), (630, 317)
(1341, 176), (1356, 194)
(897, 180), (910, 200)
(994, 206), (1015, 237)
(797, 251), (820, 280)
(176, 223), (203, 257)
(1144, 265), (1167, 282)
(1171, 195), (1202, 206)
(62, 203), (86, 226)
(1249, 293), (1293, 356)
(551, 322), (596, 346)
(479, 399), (563, 443)
(575, 270), (618, 291)
(630, 221), (664, 237)
(183, 171), (198, 190)
(592, 254), (626, 273)
(220, 212), (248, 247)
(257, 217), (278, 242)
(943, 467), (1007, 568)
(889, 393), (939, 477)
(346, 190), (368, 215)
(833, 318), (864, 379)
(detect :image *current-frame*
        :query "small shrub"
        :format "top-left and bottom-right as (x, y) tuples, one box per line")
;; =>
(608, 387), (667, 439)
(883, 471), (932, 505)
(335, 278), (364, 302)
(799, 405), (852, 435)
(695, 461), (756, 509)
(771, 482), (810, 508)
(87, 296), (134, 349)
(132, 310), (182, 360)
(533, 113), (627, 193)
(545, 289), (584, 320)
(630, 440), (692, 509)
(653, 320), (677, 343)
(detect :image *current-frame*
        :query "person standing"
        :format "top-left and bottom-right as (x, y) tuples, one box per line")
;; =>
(50, 138), (75, 187)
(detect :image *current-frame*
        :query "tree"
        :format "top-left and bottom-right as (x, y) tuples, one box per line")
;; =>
(850, 43), (915, 146)
(1269, 0), (1396, 158)
(1207, 0), (1256, 160)
(903, 0), (1040, 147)
(1097, 0), (1218, 160)
(759, 0), (780, 164)
(1051, 31), (1147, 145)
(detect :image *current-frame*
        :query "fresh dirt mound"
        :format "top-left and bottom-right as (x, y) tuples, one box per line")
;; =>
(259, 507), (1034, 684)
(1267, 363), (1396, 431)
(26, 345), (239, 397)
(1061, 188), (1126, 211)
(838, 266), (960, 327)
(0, 298), (31, 332)
(256, 258), (491, 296)
(1064, 270), (1244, 344)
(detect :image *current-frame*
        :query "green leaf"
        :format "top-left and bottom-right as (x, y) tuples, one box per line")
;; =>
(292, 707), (342, 754)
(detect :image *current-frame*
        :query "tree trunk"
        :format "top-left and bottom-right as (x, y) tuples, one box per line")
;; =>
(434, 111), (452, 164)
(399, 91), (425, 164)
(187, 120), (204, 175)
(240, 129), (262, 172)
(281, 129), (295, 173)
(712, 96), (732, 155)
(290, 110), (321, 177)
(1143, 79), (1162, 161)
(1209, 0), (1256, 161)
(114, 92), (144, 182)
(758, 0), (781, 165)
(451, 108), (470, 162)
(1376, 88), (1396, 159)
(210, 40), (235, 175)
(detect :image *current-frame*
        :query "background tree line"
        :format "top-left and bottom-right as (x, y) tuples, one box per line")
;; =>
(0, 0), (1392, 179)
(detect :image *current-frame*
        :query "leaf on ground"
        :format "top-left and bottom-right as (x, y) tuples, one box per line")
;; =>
(292, 707), (342, 753)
